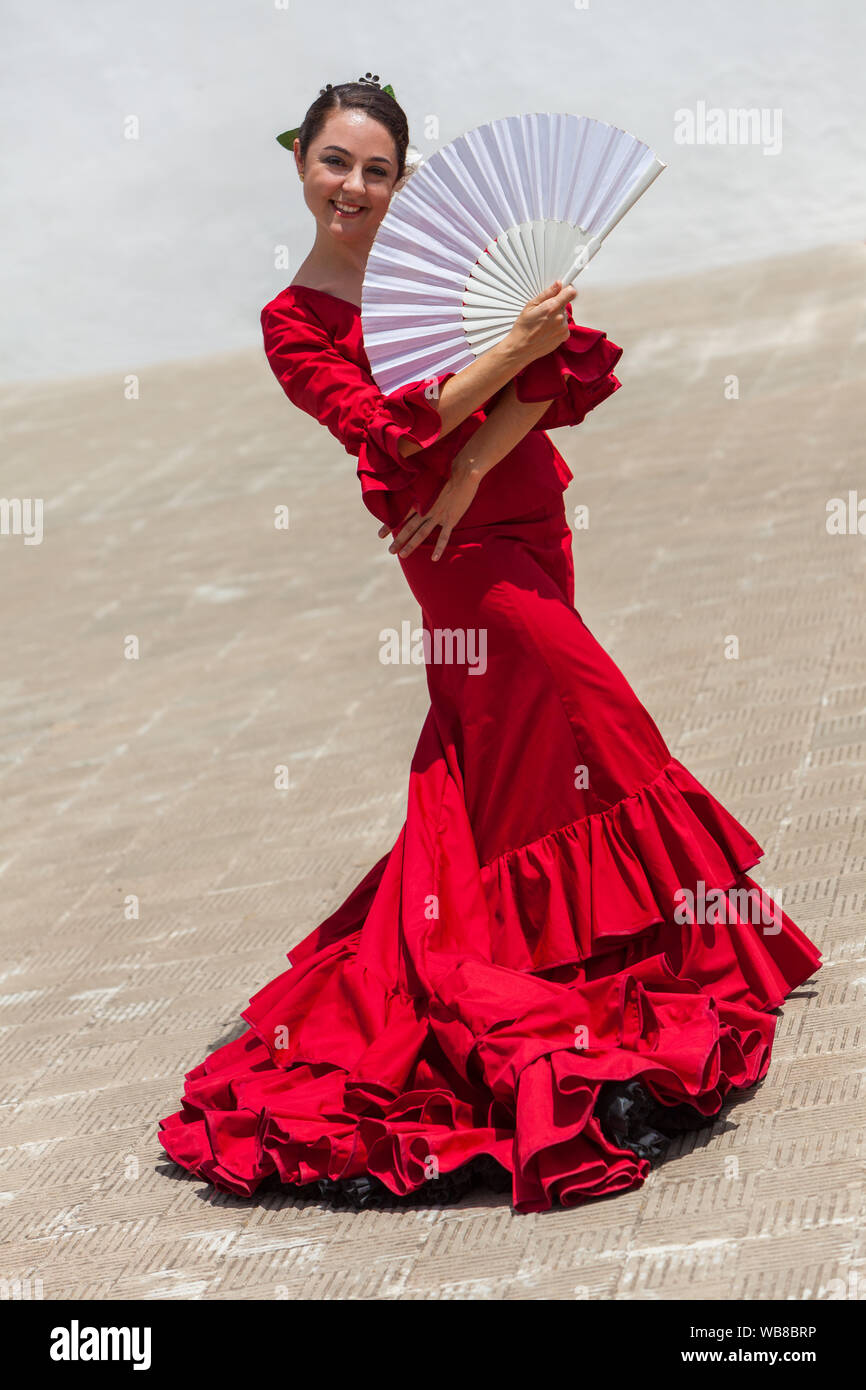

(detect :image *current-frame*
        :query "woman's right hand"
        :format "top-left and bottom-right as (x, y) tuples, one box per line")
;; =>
(504, 280), (577, 368)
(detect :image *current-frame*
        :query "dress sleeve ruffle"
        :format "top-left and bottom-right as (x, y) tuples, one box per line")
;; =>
(356, 374), (455, 514)
(511, 307), (624, 431)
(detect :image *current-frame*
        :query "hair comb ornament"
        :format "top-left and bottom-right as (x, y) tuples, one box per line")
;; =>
(361, 111), (666, 393)
(276, 77), (397, 150)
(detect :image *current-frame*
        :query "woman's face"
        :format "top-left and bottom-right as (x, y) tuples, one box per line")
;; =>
(297, 109), (400, 246)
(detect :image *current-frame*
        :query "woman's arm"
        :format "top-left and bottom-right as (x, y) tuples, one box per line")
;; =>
(449, 380), (553, 483)
(395, 282), (576, 458)
(384, 381), (554, 561)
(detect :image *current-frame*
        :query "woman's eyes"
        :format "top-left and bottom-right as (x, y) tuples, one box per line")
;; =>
(323, 157), (388, 177)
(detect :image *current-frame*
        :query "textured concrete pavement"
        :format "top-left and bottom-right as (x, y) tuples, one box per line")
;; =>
(0, 243), (864, 1300)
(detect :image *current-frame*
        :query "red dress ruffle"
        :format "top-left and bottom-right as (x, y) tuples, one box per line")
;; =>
(159, 348), (822, 1210)
(355, 375), (455, 513)
(158, 741), (819, 1211)
(510, 306), (623, 431)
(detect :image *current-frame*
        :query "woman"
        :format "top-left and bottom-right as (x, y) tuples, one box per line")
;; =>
(158, 78), (821, 1213)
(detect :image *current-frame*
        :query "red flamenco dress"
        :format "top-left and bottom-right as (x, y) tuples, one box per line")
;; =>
(157, 285), (822, 1213)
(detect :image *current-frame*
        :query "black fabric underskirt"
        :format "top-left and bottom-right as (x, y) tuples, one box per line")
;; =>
(286, 1080), (722, 1211)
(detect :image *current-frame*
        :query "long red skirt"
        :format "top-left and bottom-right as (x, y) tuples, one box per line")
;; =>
(158, 497), (821, 1212)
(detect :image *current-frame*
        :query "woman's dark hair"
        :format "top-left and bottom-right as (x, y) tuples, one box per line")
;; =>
(296, 78), (410, 184)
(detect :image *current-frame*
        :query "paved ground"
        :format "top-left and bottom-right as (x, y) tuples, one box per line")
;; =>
(0, 243), (863, 1301)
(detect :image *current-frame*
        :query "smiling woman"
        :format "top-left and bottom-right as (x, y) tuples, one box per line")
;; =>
(289, 78), (409, 250)
(156, 77), (821, 1214)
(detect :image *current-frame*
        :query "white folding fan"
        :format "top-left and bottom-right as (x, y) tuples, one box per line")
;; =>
(361, 112), (665, 394)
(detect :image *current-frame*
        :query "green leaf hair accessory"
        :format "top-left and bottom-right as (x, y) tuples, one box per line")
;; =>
(275, 126), (301, 152)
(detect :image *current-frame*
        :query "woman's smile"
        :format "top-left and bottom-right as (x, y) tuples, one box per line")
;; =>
(330, 198), (367, 219)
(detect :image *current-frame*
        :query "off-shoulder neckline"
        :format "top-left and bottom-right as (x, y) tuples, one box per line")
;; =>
(287, 283), (361, 313)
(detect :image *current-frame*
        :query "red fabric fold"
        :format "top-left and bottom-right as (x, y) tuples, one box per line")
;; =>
(512, 306), (623, 430)
(480, 758), (765, 973)
(355, 372), (455, 509)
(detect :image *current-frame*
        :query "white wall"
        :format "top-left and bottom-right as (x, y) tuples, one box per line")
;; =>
(2, 0), (862, 382)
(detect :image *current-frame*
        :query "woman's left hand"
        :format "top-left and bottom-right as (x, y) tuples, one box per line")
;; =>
(377, 456), (483, 562)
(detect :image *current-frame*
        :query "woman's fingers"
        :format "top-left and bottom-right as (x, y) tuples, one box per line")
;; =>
(431, 521), (453, 562)
(540, 281), (575, 306)
(384, 504), (448, 559)
(385, 509), (419, 551)
(377, 522), (390, 538)
(382, 486), (473, 562)
(524, 280), (560, 309)
(553, 282), (577, 312)
(388, 513), (426, 554)
(397, 514), (438, 558)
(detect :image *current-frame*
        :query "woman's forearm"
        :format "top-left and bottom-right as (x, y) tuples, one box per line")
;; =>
(397, 338), (533, 458)
(395, 281), (577, 458)
(450, 381), (552, 480)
